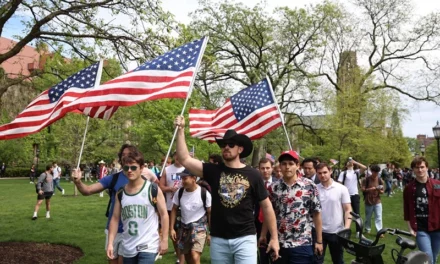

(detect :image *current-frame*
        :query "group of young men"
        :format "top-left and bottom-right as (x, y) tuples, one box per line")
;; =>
(30, 114), (440, 264)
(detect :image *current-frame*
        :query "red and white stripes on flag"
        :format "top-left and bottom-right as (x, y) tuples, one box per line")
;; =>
(189, 78), (283, 142)
(0, 62), (103, 140)
(73, 37), (208, 112)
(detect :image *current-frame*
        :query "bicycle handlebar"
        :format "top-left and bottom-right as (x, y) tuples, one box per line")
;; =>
(387, 228), (412, 237)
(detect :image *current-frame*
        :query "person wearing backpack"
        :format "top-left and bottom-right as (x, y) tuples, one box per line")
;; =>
(337, 158), (367, 237)
(107, 148), (169, 264)
(361, 165), (384, 237)
(32, 165), (54, 220)
(170, 169), (211, 264)
(72, 143), (157, 264)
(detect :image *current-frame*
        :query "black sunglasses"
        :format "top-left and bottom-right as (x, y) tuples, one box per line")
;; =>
(123, 165), (139, 171)
(218, 141), (237, 148)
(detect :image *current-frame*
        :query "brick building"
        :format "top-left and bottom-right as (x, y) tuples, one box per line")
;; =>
(417, 134), (436, 148)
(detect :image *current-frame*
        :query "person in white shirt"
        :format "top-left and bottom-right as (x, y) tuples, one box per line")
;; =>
(52, 162), (64, 195)
(316, 163), (352, 264)
(170, 169), (211, 264)
(337, 158), (366, 235)
(159, 152), (185, 264)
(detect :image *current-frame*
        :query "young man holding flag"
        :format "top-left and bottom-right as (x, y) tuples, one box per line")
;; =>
(174, 116), (279, 263)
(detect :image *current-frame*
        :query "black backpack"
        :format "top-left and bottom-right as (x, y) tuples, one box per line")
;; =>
(117, 181), (159, 210)
(105, 173), (152, 217)
(342, 170), (361, 190)
(177, 180), (211, 210)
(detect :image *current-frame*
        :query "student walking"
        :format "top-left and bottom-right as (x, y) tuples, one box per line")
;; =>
(32, 165), (54, 220)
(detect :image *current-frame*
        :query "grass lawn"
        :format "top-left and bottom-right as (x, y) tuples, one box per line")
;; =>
(0, 179), (418, 263)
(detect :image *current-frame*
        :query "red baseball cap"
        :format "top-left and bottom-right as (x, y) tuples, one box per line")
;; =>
(278, 150), (299, 162)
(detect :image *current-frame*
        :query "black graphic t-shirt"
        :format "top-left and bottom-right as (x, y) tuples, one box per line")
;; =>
(415, 181), (429, 232)
(203, 163), (268, 239)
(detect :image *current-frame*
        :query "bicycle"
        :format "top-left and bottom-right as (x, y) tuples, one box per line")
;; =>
(336, 212), (430, 264)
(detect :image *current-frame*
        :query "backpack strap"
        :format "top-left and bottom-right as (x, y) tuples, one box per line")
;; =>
(178, 187), (184, 206)
(105, 173), (120, 217)
(117, 187), (123, 203)
(149, 182), (158, 211)
(342, 171), (347, 185)
(201, 186), (207, 210)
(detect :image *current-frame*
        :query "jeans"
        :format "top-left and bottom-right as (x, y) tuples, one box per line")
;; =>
(317, 233), (344, 264)
(53, 178), (63, 193)
(274, 246), (314, 264)
(350, 195), (360, 233)
(385, 180), (392, 196)
(123, 252), (157, 264)
(211, 235), (257, 264)
(364, 203), (383, 232)
(416, 230), (440, 264)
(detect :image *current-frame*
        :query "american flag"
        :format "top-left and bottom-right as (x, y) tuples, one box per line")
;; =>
(73, 37), (208, 112)
(0, 62), (103, 140)
(189, 78), (283, 141)
(266, 153), (275, 162)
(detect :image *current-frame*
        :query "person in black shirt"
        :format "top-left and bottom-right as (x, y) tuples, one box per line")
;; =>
(174, 115), (279, 263)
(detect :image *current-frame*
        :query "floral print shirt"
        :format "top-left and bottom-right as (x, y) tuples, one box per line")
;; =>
(268, 177), (321, 248)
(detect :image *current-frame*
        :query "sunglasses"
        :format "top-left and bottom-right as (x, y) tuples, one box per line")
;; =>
(123, 165), (139, 171)
(218, 141), (237, 148)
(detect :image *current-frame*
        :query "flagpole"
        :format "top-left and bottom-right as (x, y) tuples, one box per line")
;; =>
(159, 37), (209, 177)
(73, 60), (104, 195)
(266, 76), (293, 151)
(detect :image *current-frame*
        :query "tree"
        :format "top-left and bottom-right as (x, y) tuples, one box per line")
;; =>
(0, 0), (176, 98)
(299, 0), (440, 104)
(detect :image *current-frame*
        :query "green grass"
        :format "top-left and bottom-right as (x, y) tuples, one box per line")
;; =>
(0, 179), (211, 264)
(0, 179), (420, 263)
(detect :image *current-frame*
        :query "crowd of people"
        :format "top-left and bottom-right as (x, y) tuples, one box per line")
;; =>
(29, 115), (440, 264)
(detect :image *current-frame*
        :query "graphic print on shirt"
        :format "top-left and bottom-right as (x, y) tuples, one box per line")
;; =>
(416, 185), (428, 219)
(219, 171), (250, 208)
(171, 173), (181, 199)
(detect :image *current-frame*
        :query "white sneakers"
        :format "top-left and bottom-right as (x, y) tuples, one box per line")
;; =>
(46, 212), (50, 219)
(62, 189), (65, 195)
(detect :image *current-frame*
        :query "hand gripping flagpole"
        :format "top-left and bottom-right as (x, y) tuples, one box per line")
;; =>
(266, 76), (293, 151)
(159, 37), (209, 177)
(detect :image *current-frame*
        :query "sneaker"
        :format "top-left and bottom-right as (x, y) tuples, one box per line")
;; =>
(62, 189), (65, 195)
(388, 195), (393, 198)
(46, 213), (50, 219)
(32, 216), (37, 220)
(30, 181), (33, 184)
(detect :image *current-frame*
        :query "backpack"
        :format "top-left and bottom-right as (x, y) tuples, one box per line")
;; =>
(117, 181), (159, 211)
(177, 180), (211, 211)
(105, 173), (152, 217)
(35, 173), (47, 193)
(342, 170), (361, 187)
(362, 177), (383, 201)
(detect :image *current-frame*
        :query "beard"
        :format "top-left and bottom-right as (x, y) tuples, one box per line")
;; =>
(222, 151), (239, 162)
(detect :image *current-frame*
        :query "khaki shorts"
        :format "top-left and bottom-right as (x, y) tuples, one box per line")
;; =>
(105, 230), (123, 258)
(180, 230), (207, 254)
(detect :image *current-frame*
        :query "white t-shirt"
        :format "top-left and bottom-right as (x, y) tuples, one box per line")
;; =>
(165, 164), (185, 211)
(317, 180), (351, 234)
(52, 166), (61, 179)
(172, 185), (212, 224)
(338, 169), (360, 195)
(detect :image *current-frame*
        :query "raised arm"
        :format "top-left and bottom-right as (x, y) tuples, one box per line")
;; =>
(353, 160), (367, 174)
(72, 168), (105, 195)
(174, 115), (203, 177)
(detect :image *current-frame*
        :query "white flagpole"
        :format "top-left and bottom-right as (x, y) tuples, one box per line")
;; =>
(266, 76), (293, 151)
(74, 60), (104, 169)
(159, 37), (209, 177)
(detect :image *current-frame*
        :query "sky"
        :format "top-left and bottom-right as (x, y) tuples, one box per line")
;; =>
(160, 0), (440, 138)
(2, 0), (439, 138)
